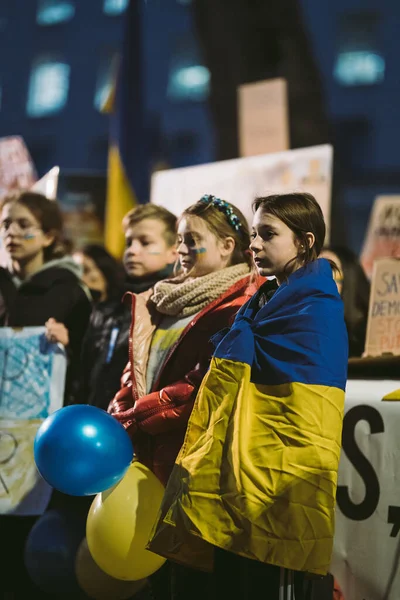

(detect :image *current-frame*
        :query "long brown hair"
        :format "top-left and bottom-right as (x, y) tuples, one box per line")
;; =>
(0, 191), (66, 261)
(252, 193), (326, 269)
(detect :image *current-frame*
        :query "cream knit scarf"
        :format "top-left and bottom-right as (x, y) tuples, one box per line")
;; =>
(150, 263), (250, 317)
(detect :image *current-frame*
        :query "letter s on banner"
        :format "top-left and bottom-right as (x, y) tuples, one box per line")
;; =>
(337, 405), (384, 521)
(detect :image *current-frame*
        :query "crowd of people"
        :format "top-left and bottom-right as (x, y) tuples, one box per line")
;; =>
(0, 189), (372, 600)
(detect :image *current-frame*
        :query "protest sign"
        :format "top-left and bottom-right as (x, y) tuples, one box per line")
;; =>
(360, 195), (400, 279)
(151, 144), (333, 240)
(332, 380), (400, 599)
(238, 78), (289, 157)
(0, 136), (37, 199)
(31, 166), (59, 199)
(364, 258), (400, 356)
(0, 327), (66, 515)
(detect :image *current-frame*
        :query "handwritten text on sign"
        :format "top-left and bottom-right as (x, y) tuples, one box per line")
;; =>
(365, 259), (400, 356)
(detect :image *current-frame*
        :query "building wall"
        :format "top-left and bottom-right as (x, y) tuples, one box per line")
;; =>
(0, 0), (399, 251)
(300, 0), (400, 250)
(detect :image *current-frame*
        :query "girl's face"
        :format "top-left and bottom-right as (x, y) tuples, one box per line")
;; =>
(177, 215), (233, 277)
(0, 202), (54, 267)
(73, 252), (107, 300)
(250, 208), (305, 284)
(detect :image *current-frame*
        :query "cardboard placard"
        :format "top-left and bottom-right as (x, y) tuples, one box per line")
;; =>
(238, 78), (289, 157)
(365, 258), (400, 356)
(151, 144), (333, 241)
(360, 195), (400, 279)
(0, 136), (37, 199)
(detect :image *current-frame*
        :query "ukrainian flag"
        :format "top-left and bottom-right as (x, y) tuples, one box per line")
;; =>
(104, 0), (148, 258)
(148, 259), (348, 575)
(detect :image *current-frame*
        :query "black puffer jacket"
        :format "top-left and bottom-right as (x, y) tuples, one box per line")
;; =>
(78, 266), (174, 411)
(0, 257), (92, 404)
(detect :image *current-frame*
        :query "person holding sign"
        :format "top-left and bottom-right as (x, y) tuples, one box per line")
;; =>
(0, 191), (92, 599)
(148, 193), (348, 600)
(0, 191), (92, 401)
(108, 195), (257, 599)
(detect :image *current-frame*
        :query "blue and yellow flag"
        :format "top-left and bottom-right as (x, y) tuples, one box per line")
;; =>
(149, 259), (348, 575)
(104, 0), (148, 258)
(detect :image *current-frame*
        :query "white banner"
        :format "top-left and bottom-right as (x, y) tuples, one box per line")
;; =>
(151, 144), (333, 240)
(332, 379), (400, 600)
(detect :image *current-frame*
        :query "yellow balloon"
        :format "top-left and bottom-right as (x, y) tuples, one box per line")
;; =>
(86, 461), (166, 581)
(75, 539), (147, 599)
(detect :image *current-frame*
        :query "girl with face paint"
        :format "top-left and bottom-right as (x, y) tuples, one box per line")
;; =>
(0, 192), (91, 394)
(108, 195), (258, 600)
(0, 192), (92, 598)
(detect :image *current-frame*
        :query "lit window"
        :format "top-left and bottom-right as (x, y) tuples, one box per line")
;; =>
(26, 57), (70, 117)
(36, 0), (75, 26)
(167, 36), (210, 102)
(94, 53), (118, 111)
(103, 0), (128, 16)
(334, 51), (384, 86)
(168, 65), (210, 101)
(334, 12), (384, 86)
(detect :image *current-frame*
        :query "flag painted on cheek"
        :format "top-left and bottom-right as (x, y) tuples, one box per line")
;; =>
(148, 259), (348, 576)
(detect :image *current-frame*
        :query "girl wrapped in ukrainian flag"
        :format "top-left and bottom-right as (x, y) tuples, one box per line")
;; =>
(148, 192), (348, 600)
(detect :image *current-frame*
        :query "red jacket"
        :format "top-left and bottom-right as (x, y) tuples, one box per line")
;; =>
(108, 274), (257, 486)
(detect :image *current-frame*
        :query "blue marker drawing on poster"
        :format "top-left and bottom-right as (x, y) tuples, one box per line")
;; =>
(0, 328), (67, 420)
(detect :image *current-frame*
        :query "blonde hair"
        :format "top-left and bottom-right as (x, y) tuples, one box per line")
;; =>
(180, 196), (252, 267)
(122, 204), (177, 246)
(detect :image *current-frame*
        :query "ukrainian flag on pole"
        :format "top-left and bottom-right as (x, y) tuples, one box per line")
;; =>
(104, 0), (148, 258)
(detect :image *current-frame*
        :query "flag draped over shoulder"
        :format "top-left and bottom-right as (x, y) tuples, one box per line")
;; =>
(148, 259), (348, 575)
(104, 0), (148, 258)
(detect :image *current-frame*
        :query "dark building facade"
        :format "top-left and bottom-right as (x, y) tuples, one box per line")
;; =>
(0, 0), (399, 250)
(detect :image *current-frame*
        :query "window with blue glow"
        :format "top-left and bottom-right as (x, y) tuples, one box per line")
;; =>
(168, 37), (210, 102)
(334, 13), (384, 86)
(36, 0), (75, 26)
(26, 57), (70, 117)
(103, 0), (128, 16)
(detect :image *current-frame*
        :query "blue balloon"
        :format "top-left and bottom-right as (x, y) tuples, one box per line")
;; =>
(24, 509), (84, 595)
(34, 405), (134, 496)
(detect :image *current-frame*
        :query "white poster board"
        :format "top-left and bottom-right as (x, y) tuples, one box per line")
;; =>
(360, 195), (400, 279)
(31, 166), (59, 200)
(332, 379), (400, 600)
(238, 78), (289, 157)
(151, 144), (333, 240)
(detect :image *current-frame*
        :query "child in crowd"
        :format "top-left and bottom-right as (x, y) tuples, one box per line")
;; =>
(0, 191), (92, 599)
(0, 191), (92, 401)
(320, 245), (370, 357)
(73, 243), (125, 303)
(78, 204), (177, 410)
(148, 193), (348, 600)
(108, 195), (257, 599)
